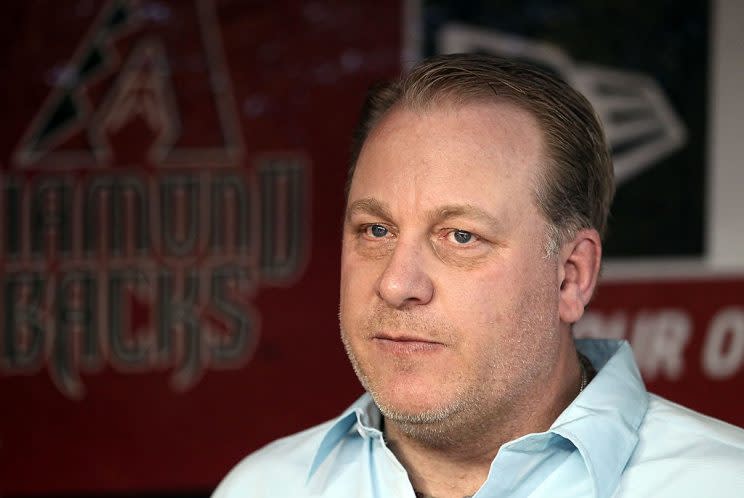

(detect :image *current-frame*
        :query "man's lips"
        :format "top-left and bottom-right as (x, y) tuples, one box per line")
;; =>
(373, 333), (441, 343)
(371, 333), (445, 354)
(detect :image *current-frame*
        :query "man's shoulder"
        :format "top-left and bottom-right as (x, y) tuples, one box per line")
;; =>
(211, 418), (337, 498)
(614, 394), (744, 497)
(641, 394), (744, 453)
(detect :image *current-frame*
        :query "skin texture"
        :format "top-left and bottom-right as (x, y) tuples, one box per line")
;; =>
(339, 101), (601, 497)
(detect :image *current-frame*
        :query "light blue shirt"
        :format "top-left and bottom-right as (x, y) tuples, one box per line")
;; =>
(213, 340), (744, 497)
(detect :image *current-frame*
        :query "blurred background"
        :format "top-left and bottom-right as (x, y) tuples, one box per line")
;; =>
(1, 0), (742, 496)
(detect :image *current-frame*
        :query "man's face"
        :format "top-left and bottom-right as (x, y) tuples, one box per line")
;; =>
(339, 101), (564, 438)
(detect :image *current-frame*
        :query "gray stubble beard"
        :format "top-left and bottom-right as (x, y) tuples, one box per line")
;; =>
(338, 282), (561, 450)
(339, 321), (491, 449)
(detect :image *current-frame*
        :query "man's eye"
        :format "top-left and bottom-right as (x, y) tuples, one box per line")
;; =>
(365, 224), (389, 238)
(449, 229), (475, 244)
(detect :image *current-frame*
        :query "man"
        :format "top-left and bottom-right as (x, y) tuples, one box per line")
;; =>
(214, 54), (744, 497)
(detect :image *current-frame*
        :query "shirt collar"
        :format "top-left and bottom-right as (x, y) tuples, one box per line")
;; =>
(551, 339), (648, 498)
(306, 339), (648, 498)
(306, 393), (381, 482)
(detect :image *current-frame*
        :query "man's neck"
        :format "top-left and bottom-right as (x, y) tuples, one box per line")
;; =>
(382, 345), (584, 498)
(384, 426), (496, 498)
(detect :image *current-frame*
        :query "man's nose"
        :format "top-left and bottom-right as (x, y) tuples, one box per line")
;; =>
(375, 240), (434, 309)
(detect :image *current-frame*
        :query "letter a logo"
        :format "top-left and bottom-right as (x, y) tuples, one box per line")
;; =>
(13, 0), (243, 169)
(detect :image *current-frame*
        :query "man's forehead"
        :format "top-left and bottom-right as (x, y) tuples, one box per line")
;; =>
(350, 101), (546, 202)
(361, 99), (545, 162)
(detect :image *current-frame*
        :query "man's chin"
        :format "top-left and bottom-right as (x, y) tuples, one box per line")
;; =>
(370, 391), (460, 425)
(373, 396), (477, 448)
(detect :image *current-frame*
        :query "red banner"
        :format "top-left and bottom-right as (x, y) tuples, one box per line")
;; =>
(584, 277), (744, 426)
(1, 0), (401, 495)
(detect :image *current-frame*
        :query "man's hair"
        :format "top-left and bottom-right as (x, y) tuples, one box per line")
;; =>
(348, 53), (615, 253)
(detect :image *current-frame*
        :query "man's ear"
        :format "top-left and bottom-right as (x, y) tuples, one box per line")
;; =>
(558, 228), (602, 324)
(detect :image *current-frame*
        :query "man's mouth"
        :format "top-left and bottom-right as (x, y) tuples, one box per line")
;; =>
(371, 333), (445, 354)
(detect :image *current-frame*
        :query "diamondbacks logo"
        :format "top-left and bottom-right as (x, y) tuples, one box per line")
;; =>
(2, 0), (310, 398)
(438, 23), (687, 185)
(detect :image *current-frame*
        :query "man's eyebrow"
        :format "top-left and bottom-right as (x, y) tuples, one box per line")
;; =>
(345, 200), (503, 229)
(345, 198), (394, 222)
(429, 204), (503, 229)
